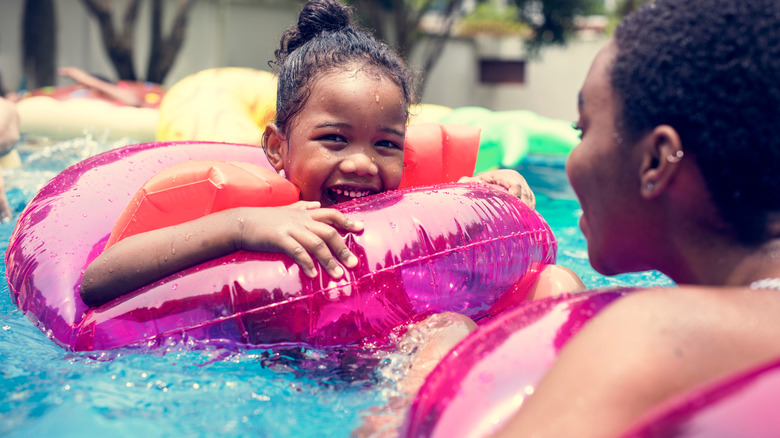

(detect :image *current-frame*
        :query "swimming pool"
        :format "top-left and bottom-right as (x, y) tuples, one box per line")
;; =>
(0, 137), (673, 437)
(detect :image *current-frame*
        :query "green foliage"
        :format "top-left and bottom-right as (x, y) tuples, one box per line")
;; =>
(457, 3), (532, 37)
(512, 0), (604, 51)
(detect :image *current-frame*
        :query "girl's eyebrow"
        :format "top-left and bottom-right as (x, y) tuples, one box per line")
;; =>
(315, 122), (405, 138)
(315, 121), (350, 130)
(382, 126), (406, 137)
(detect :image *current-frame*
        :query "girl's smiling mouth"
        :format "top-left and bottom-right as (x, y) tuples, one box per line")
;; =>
(326, 186), (378, 204)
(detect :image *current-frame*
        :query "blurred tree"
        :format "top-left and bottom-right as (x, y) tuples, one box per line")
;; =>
(347, 0), (604, 93)
(23, 0), (57, 89)
(512, 0), (603, 51)
(80, 0), (194, 83)
(615, 0), (651, 18)
(347, 0), (463, 94)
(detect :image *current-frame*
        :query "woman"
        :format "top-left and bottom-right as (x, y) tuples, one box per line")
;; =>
(496, 0), (780, 435)
(372, 1), (780, 437)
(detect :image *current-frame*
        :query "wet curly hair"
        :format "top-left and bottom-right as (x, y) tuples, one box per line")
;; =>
(271, 0), (416, 135)
(612, 0), (780, 245)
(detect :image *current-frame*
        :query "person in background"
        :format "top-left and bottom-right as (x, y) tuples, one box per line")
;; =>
(0, 97), (19, 221)
(58, 66), (148, 107)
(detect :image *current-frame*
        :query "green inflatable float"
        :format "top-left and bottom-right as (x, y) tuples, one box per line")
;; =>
(410, 105), (580, 173)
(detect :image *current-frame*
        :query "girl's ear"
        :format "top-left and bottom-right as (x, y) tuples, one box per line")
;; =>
(262, 123), (286, 172)
(638, 125), (684, 199)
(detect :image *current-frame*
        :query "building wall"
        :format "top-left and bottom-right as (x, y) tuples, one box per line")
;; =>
(419, 35), (607, 122)
(0, 0), (606, 122)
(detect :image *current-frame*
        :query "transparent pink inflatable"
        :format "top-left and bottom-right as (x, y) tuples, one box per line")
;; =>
(404, 287), (780, 437)
(403, 289), (630, 437)
(621, 357), (780, 437)
(5, 141), (556, 351)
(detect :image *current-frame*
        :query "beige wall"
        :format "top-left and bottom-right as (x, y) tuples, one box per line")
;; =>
(419, 35), (607, 122)
(0, 0), (605, 121)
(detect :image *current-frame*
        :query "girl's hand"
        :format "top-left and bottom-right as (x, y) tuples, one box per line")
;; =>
(235, 201), (364, 279)
(459, 169), (536, 209)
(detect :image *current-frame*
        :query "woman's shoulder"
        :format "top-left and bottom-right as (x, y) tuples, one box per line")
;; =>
(571, 285), (780, 387)
(587, 285), (780, 342)
(601, 284), (780, 325)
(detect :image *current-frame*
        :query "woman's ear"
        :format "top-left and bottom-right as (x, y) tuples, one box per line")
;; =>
(638, 125), (684, 199)
(262, 123), (286, 172)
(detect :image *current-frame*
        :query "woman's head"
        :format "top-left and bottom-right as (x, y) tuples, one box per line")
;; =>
(263, 0), (410, 206)
(271, 0), (415, 135)
(610, 0), (780, 244)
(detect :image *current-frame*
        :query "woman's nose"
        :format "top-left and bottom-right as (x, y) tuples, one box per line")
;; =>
(339, 149), (379, 176)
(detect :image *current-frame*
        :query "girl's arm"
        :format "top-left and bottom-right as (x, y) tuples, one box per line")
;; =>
(80, 202), (363, 307)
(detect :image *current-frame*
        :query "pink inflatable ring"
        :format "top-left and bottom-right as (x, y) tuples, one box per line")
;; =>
(5, 141), (556, 351)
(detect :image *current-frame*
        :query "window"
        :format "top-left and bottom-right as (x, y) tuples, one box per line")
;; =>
(479, 59), (526, 84)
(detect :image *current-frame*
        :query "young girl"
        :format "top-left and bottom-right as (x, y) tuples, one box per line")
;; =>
(80, 0), (544, 308)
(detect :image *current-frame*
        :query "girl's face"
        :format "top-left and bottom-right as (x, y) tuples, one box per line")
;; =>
(274, 67), (406, 207)
(567, 41), (651, 275)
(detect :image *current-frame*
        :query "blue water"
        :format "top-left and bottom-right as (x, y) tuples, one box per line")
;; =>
(0, 137), (673, 437)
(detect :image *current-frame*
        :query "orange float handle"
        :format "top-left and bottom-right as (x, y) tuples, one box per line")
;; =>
(105, 160), (299, 249)
(399, 123), (481, 189)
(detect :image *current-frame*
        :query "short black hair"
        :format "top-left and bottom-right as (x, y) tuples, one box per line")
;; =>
(612, 0), (780, 244)
(272, 0), (415, 135)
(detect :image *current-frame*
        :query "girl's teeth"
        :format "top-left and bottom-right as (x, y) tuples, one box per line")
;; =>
(335, 188), (368, 198)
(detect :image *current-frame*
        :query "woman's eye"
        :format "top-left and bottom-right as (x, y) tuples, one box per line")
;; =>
(572, 122), (584, 140)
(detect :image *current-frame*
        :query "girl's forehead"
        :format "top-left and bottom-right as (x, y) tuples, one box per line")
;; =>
(311, 64), (399, 89)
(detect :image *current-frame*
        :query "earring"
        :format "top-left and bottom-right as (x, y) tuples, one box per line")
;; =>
(666, 150), (684, 163)
(645, 181), (655, 192)
(279, 169), (286, 178)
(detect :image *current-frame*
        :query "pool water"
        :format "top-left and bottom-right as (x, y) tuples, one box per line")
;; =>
(0, 137), (673, 437)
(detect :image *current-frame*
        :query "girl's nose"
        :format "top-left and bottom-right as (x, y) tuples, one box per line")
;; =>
(339, 150), (379, 176)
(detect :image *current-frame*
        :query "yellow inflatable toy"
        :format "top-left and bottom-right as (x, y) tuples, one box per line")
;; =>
(156, 68), (277, 146)
(408, 103), (454, 125)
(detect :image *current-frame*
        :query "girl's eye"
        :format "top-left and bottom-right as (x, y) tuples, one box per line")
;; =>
(317, 134), (347, 143)
(376, 140), (403, 150)
(572, 122), (584, 140)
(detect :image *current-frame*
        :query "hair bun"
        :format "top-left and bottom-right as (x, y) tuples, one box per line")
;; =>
(297, 0), (351, 39)
(275, 0), (353, 63)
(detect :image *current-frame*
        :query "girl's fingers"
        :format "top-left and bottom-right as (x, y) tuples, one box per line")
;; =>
(260, 207), (363, 277)
(291, 225), (348, 278)
(288, 200), (322, 210)
(310, 208), (364, 233)
(278, 236), (318, 278)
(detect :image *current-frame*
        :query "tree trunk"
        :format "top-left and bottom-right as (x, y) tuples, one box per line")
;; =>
(81, 0), (141, 81)
(146, 0), (194, 84)
(22, 0), (57, 89)
(415, 0), (461, 95)
(349, 0), (462, 97)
